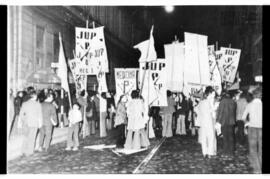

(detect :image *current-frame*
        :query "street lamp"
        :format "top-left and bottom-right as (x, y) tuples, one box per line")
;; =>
(164, 6), (174, 13)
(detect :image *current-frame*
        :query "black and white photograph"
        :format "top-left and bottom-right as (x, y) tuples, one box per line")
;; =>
(6, 2), (263, 174)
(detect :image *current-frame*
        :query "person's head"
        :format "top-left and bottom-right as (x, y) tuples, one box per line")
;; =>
(80, 90), (85, 97)
(204, 86), (215, 99)
(167, 90), (172, 97)
(38, 90), (46, 103)
(18, 91), (23, 98)
(131, 90), (139, 99)
(30, 90), (37, 100)
(45, 93), (54, 103)
(101, 92), (107, 99)
(73, 103), (81, 110)
(252, 86), (262, 99)
(106, 92), (111, 98)
(44, 88), (48, 94)
(27, 86), (34, 94)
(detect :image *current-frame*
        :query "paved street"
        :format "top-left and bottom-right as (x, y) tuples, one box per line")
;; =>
(7, 129), (252, 174)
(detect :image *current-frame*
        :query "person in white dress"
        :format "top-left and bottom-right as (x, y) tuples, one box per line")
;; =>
(196, 86), (217, 158)
(124, 90), (150, 150)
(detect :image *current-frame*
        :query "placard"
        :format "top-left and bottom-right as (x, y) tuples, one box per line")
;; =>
(75, 26), (109, 74)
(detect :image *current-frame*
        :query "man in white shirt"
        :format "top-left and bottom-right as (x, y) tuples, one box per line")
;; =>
(242, 86), (262, 174)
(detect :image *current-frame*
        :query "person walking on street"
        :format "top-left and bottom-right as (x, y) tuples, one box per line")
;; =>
(86, 92), (97, 135)
(124, 90), (150, 150)
(18, 90), (42, 156)
(66, 103), (82, 151)
(242, 87), (262, 174)
(38, 93), (57, 152)
(100, 92), (108, 138)
(77, 90), (88, 137)
(114, 95), (128, 148)
(196, 86), (217, 158)
(236, 91), (248, 145)
(216, 91), (237, 157)
(175, 93), (188, 135)
(160, 90), (176, 138)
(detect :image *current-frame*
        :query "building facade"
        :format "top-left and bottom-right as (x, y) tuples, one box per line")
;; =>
(8, 6), (153, 92)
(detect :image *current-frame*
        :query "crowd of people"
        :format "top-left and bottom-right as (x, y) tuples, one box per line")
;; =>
(146, 85), (262, 174)
(8, 84), (262, 173)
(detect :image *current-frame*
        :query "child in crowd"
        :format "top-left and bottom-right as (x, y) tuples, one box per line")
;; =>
(65, 103), (82, 151)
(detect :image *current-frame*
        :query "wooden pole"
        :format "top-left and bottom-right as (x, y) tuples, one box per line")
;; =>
(73, 50), (76, 59)
(140, 25), (154, 95)
(86, 20), (89, 29)
(60, 88), (64, 128)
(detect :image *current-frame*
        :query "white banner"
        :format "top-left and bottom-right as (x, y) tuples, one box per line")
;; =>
(219, 47), (241, 83)
(208, 45), (222, 95)
(68, 59), (87, 93)
(183, 32), (210, 96)
(164, 42), (185, 92)
(184, 32), (210, 86)
(75, 26), (109, 75)
(139, 59), (168, 107)
(97, 71), (108, 93)
(114, 68), (138, 103)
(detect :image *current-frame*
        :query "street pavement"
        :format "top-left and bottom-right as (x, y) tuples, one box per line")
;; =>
(7, 128), (252, 174)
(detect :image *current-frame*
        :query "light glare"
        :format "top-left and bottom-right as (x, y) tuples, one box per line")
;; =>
(165, 6), (174, 13)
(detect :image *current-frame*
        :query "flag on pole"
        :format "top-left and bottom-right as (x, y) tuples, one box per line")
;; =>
(57, 33), (72, 108)
(134, 25), (157, 63)
(57, 33), (69, 92)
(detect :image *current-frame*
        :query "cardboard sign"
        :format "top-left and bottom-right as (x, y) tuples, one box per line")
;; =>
(184, 32), (210, 96)
(97, 71), (108, 93)
(114, 68), (138, 103)
(68, 59), (87, 93)
(208, 45), (222, 95)
(184, 32), (210, 86)
(164, 42), (185, 92)
(219, 47), (241, 83)
(75, 26), (109, 75)
(139, 59), (168, 107)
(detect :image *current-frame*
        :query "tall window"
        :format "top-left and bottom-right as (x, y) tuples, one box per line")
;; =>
(36, 25), (45, 68)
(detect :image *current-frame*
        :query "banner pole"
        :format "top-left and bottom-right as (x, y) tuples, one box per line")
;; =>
(86, 20), (89, 29)
(140, 25), (154, 95)
(60, 88), (64, 128)
(73, 50), (76, 59)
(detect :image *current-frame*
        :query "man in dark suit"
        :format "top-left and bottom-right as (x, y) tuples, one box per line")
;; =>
(216, 91), (237, 156)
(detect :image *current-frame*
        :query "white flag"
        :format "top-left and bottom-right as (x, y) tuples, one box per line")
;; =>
(57, 33), (69, 93)
(134, 25), (157, 63)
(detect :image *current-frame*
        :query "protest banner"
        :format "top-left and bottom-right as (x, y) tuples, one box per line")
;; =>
(164, 42), (185, 92)
(139, 59), (168, 106)
(97, 71), (108, 93)
(68, 58), (87, 93)
(208, 45), (222, 95)
(114, 68), (138, 103)
(75, 26), (109, 75)
(219, 47), (241, 83)
(183, 32), (210, 96)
